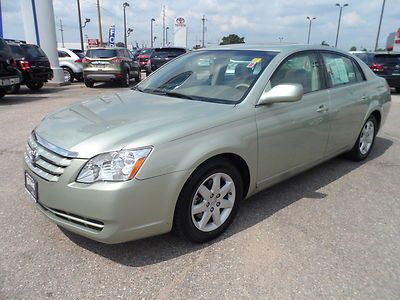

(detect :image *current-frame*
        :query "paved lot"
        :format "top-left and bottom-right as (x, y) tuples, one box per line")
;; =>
(1, 82), (399, 299)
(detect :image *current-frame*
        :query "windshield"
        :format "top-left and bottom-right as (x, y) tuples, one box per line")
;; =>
(86, 49), (117, 58)
(137, 50), (277, 104)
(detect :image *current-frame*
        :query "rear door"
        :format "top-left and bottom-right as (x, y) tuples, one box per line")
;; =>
(256, 51), (330, 185)
(320, 51), (368, 155)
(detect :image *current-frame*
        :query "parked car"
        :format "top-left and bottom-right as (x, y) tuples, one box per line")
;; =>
(350, 51), (400, 93)
(82, 47), (141, 88)
(148, 47), (187, 73)
(24, 45), (391, 244)
(6, 40), (53, 91)
(137, 48), (153, 75)
(58, 48), (85, 83)
(0, 38), (21, 98)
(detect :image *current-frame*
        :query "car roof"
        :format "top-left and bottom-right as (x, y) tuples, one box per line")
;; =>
(87, 47), (126, 50)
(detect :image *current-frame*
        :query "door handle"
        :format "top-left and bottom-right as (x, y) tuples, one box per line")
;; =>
(316, 105), (329, 113)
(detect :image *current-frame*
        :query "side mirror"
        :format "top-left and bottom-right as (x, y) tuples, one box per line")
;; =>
(258, 84), (304, 105)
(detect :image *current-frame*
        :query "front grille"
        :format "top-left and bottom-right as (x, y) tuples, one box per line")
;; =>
(38, 202), (104, 231)
(24, 134), (72, 182)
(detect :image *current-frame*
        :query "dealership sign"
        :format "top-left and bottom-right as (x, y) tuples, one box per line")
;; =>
(108, 24), (116, 47)
(175, 16), (186, 27)
(88, 39), (100, 48)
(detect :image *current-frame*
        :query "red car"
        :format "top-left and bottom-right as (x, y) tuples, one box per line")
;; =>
(136, 48), (153, 75)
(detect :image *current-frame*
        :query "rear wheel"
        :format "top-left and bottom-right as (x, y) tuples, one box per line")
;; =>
(84, 79), (94, 88)
(174, 158), (243, 243)
(346, 115), (377, 161)
(135, 70), (141, 82)
(62, 67), (74, 83)
(9, 84), (21, 94)
(26, 81), (44, 90)
(121, 70), (130, 87)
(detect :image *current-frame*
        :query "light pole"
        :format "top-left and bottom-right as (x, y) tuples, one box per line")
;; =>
(306, 17), (316, 44)
(335, 3), (349, 48)
(201, 15), (206, 48)
(165, 26), (169, 46)
(123, 2), (130, 47)
(375, 0), (386, 51)
(150, 18), (155, 47)
(278, 37), (283, 43)
(77, 0), (84, 51)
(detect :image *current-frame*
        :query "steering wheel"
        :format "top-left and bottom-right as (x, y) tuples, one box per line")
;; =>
(234, 83), (250, 90)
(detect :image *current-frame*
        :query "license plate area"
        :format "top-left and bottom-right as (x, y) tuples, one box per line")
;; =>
(25, 171), (38, 202)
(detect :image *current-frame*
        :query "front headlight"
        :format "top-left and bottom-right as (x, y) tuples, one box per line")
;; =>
(76, 147), (152, 183)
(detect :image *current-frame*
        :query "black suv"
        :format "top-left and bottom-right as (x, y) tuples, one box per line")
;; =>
(352, 52), (400, 93)
(148, 47), (187, 73)
(0, 38), (21, 98)
(6, 40), (53, 91)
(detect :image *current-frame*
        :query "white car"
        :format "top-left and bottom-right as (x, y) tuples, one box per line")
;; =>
(58, 48), (85, 82)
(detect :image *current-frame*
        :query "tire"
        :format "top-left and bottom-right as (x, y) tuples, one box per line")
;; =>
(62, 67), (74, 83)
(0, 89), (6, 99)
(121, 70), (130, 87)
(9, 84), (21, 94)
(135, 70), (141, 82)
(395, 87), (400, 94)
(84, 79), (94, 88)
(26, 81), (44, 90)
(173, 158), (243, 243)
(346, 115), (377, 161)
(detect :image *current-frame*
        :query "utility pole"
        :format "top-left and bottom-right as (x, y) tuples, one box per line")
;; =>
(201, 15), (206, 48)
(77, 0), (84, 51)
(162, 5), (166, 47)
(375, 0), (386, 51)
(150, 18), (155, 47)
(123, 2), (130, 47)
(96, 0), (103, 45)
(335, 3), (349, 48)
(306, 17), (316, 44)
(59, 19), (65, 47)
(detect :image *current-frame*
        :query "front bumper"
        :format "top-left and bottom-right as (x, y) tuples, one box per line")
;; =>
(24, 156), (189, 244)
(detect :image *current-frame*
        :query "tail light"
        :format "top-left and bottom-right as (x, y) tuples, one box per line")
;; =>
(82, 57), (91, 63)
(75, 58), (83, 63)
(111, 57), (123, 63)
(19, 60), (30, 71)
(369, 64), (383, 72)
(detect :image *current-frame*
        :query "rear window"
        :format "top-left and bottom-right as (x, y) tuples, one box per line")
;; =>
(151, 48), (186, 58)
(72, 49), (85, 58)
(353, 53), (373, 65)
(140, 49), (153, 55)
(374, 54), (400, 64)
(9, 45), (25, 59)
(21, 45), (47, 59)
(86, 49), (117, 58)
(0, 39), (12, 56)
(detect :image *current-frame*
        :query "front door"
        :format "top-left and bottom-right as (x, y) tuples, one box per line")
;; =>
(256, 51), (330, 186)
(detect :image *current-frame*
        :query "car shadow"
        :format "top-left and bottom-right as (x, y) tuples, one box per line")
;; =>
(60, 136), (393, 267)
(0, 95), (48, 105)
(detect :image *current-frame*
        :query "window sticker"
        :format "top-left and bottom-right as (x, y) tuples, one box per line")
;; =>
(326, 58), (349, 85)
(247, 57), (263, 68)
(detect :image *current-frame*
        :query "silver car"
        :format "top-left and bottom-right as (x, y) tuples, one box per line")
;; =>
(58, 48), (85, 82)
(24, 45), (391, 244)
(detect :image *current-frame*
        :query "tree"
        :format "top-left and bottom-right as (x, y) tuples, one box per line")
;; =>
(116, 42), (125, 47)
(321, 40), (330, 46)
(349, 46), (357, 51)
(220, 34), (245, 45)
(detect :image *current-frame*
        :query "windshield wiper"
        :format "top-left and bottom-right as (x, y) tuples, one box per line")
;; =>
(164, 91), (195, 100)
(140, 88), (194, 100)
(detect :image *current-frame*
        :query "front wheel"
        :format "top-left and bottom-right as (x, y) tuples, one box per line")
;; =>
(174, 158), (243, 243)
(346, 115), (377, 161)
(26, 81), (44, 90)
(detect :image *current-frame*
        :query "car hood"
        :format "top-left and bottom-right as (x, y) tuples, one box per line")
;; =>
(35, 91), (235, 158)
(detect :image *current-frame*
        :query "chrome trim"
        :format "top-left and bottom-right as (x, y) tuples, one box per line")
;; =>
(33, 132), (78, 158)
(43, 205), (104, 229)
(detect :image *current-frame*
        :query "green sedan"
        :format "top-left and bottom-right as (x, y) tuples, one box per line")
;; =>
(24, 44), (391, 243)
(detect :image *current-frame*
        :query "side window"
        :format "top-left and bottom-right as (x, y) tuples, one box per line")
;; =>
(322, 52), (359, 86)
(352, 61), (365, 82)
(270, 52), (321, 94)
(58, 51), (70, 58)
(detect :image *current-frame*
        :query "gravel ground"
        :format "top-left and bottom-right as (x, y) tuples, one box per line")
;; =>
(0, 83), (399, 299)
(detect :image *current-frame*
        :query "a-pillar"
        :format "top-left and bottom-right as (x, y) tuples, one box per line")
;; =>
(21, 0), (64, 84)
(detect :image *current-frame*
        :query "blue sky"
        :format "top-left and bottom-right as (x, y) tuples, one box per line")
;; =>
(1, 0), (399, 50)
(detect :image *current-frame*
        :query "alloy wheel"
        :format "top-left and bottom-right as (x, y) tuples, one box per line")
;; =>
(359, 120), (375, 155)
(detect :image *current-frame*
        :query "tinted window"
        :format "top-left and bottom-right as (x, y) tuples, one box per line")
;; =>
(374, 54), (400, 64)
(352, 61), (365, 82)
(21, 45), (46, 59)
(151, 48), (186, 58)
(86, 49), (117, 58)
(9, 45), (25, 59)
(322, 52), (359, 86)
(58, 51), (70, 58)
(72, 50), (85, 58)
(270, 51), (322, 93)
(353, 53), (373, 65)
(140, 49), (153, 55)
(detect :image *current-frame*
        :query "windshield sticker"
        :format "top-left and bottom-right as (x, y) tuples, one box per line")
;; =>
(247, 58), (263, 68)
